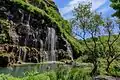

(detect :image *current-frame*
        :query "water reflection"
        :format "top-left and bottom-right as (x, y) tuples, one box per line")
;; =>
(0, 61), (65, 77)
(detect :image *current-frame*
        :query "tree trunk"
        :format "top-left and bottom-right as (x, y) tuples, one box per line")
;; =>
(106, 62), (110, 73)
(91, 61), (98, 76)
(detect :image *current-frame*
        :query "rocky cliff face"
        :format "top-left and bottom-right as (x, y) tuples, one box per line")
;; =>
(0, 0), (73, 67)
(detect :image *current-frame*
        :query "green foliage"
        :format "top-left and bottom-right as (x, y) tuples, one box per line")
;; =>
(64, 32), (83, 55)
(110, 0), (120, 18)
(0, 66), (92, 80)
(0, 19), (10, 27)
(46, 71), (57, 80)
(77, 34), (120, 76)
(68, 68), (92, 80)
(0, 19), (11, 43)
(0, 74), (21, 80)
(0, 62), (119, 79)
(12, 0), (45, 14)
(72, 3), (103, 32)
(24, 74), (50, 80)
(98, 58), (120, 76)
(71, 2), (104, 75)
(109, 60), (120, 76)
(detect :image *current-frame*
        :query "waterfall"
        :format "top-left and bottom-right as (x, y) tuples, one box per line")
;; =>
(23, 37), (27, 62)
(44, 51), (48, 61)
(23, 47), (27, 62)
(40, 39), (43, 51)
(18, 47), (22, 62)
(46, 27), (56, 61)
(50, 28), (56, 61)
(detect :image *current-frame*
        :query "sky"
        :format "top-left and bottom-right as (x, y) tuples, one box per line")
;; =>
(53, 0), (115, 20)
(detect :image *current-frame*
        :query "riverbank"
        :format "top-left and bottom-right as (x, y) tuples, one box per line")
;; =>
(12, 61), (65, 67)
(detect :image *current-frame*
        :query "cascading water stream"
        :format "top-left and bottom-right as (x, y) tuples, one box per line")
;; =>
(46, 27), (56, 61)
(50, 28), (56, 61)
(23, 37), (27, 62)
(40, 39), (43, 51)
(23, 47), (27, 62)
(18, 47), (22, 62)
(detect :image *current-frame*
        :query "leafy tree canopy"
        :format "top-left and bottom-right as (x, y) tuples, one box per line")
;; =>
(110, 0), (120, 18)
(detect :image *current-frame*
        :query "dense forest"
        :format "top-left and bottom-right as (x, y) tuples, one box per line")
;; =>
(0, 0), (120, 80)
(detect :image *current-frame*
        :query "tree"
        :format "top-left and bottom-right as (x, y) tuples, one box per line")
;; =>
(71, 3), (103, 76)
(110, 0), (120, 18)
(101, 19), (120, 73)
(107, 0), (120, 74)
(71, 1), (120, 76)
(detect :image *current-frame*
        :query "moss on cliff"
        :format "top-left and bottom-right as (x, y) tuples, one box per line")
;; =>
(13, 0), (82, 56)
(0, 19), (11, 43)
(0, 0), (82, 57)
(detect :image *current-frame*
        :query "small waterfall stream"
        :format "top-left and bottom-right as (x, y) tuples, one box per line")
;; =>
(23, 47), (27, 62)
(18, 48), (22, 62)
(46, 27), (56, 61)
(23, 38), (27, 62)
(50, 28), (56, 61)
(40, 39), (43, 51)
